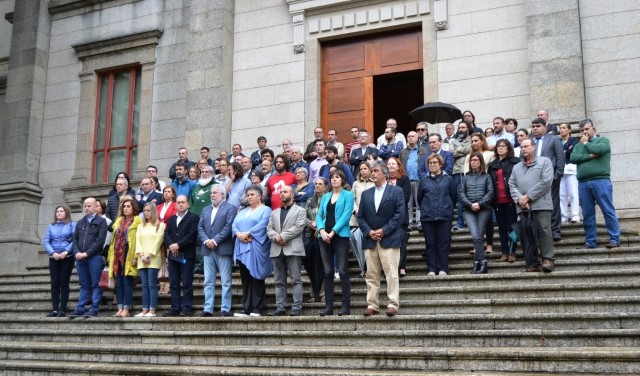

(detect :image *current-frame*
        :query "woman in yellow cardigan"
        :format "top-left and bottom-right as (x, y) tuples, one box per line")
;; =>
(108, 196), (141, 318)
(134, 202), (166, 317)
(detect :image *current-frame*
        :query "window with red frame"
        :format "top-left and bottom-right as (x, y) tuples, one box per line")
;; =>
(93, 66), (141, 183)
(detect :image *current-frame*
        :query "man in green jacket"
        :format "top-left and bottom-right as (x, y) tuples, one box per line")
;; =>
(570, 119), (620, 249)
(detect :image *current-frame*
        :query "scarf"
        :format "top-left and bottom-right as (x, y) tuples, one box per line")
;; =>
(113, 216), (133, 275)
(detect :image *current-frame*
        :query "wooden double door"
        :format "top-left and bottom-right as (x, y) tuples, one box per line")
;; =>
(321, 27), (424, 145)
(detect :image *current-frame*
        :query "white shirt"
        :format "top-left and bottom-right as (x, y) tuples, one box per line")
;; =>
(374, 182), (387, 212)
(175, 212), (187, 227)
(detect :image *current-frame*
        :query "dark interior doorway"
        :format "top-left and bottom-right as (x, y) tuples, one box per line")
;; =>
(373, 70), (424, 143)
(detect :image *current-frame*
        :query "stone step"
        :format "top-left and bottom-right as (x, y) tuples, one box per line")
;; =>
(0, 359), (611, 376)
(2, 312), (638, 332)
(2, 327), (640, 348)
(1, 342), (639, 374)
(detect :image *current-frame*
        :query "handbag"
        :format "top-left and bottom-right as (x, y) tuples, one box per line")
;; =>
(99, 267), (114, 289)
(158, 257), (169, 282)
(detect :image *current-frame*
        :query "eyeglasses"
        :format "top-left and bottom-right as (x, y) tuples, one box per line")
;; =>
(417, 128), (427, 131)
(428, 161), (439, 165)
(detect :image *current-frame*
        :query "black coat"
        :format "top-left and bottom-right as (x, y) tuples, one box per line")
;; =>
(488, 156), (520, 201)
(164, 211), (200, 259)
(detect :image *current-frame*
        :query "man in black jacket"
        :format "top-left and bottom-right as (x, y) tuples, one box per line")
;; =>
(163, 195), (200, 317)
(70, 197), (107, 318)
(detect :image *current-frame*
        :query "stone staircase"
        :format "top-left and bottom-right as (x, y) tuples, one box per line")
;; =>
(0, 223), (639, 375)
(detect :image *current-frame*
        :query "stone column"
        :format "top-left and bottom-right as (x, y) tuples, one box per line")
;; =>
(185, 0), (235, 154)
(0, 0), (50, 272)
(526, 0), (586, 122)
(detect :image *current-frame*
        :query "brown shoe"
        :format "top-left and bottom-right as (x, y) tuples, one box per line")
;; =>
(525, 265), (541, 272)
(542, 259), (555, 273)
(362, 307), (379, 317)
(507, 254), (516, 263)
(385, 307), (398, 317)
(498, 254), (508, 262)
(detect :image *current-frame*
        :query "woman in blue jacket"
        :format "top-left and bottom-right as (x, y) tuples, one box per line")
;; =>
(418, 154), (456, 276)
(43, 205), (76, 317)
(316, 170), (355, 316)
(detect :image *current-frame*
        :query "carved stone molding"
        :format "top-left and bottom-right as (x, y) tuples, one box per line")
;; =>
(286, 0), (432, 53)
(433, 0), (448, 30)
(72, 29), (163, 60)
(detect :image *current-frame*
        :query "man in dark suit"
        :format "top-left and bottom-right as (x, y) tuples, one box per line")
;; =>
(349, 131), (378, 172)
(163, 195), (200, 317)
(531, 117), (565, 240)
(197, 184), (237, 317)
(419, 133), (454, 177)
(135, 177), (163, 209)
(357, 162), (405, 317)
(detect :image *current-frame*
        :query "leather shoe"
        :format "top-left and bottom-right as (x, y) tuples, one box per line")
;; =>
(338, 307), (350, 316)
(319, 307), (333, 317)
(162, 311), (180, 317)
(179, 311), (192, 317)
(385, 307), (398, 317)
(220, 311), (232, 317)
(542, 259), (555, 273)
(290, 309), (301, 316)
(268, 309), (287, 316)
(507, 254), (516, 263)
(196, 311), (213, 317)
(362, 307), (379, 316)
(553, 236), (562, 242)
(525, 265), (542, 272)
(498, 255), (508, 262)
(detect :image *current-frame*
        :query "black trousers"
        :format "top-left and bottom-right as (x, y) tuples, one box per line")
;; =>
(168, 257), (194, 314)
(49, 256), (75, 312)
(238, 261), (266, 314)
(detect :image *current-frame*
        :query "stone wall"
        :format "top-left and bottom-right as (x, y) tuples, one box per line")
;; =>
(0, 0), (14, 58)
(231, 0), (305, 157)
(580, 0), (640, 226)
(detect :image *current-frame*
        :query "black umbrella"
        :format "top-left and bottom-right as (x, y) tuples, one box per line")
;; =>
(510, 210), (540, 267)
(408, 101), (462, 124)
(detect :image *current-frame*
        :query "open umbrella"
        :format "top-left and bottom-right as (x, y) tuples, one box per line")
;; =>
(408, 101), (462, 124)
(510, 210), (540, 267)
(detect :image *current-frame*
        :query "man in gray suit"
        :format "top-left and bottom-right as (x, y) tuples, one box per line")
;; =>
(197, 184), (238, 317)
(266, 185), (308, 316)
(531, 118), (565, 240)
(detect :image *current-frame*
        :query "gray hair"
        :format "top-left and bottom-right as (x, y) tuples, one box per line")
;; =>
(200, 164), (213, 173)
(295, 166), (308, 176)
(211, 183), (226, 196)
(578, 118), (593, 129)
(370, 161), (389, 179)
(314, 176), (328, 186)
(116, 178), (129, 187)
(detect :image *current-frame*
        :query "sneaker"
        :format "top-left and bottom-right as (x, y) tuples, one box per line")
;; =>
(46, 311), (58, 317)
(438, 271), (447, 276)
(427, 272), (436, 276)
(233, 312), (249, 317)
(452, 225), (462, 232)
(570, 217), (580, 223)
(144, 312), (156, 317)
(68, 310), (84, 318)
(249, 312), (262, 317)
(83, 311), (98, 318)
(334, 271), (340, 280)
(134, 312), (147, 317)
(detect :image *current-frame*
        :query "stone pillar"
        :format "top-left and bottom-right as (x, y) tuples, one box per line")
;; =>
(185, 0), (235, 154)
(0, 0), (50, 272)
(526, 0), (586, 122)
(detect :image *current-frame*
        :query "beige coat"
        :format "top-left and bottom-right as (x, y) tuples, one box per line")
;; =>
(267, 204), (308, 258)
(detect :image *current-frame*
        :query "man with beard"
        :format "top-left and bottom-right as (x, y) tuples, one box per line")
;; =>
(267, 186), (308, 316)
(319, 145), (354, 186)
(487, 117), (515, 148)
(378, 127), (404, 161)
(266, 154), (297, 209)
(169, 147), (195, 180)
(450, 122), (472, 231)
(172, 161), (197, 199)
(189, 164), (217, 275)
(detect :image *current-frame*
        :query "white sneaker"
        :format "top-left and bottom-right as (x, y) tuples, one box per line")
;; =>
(427, 272), (436, 276)
(134, 312), (147, 317)
(249, 312), (262, 317)
(334, 271), (340, 280)
(438, 271), (447, 276)
(571, 217), (580, 223)
(144, 312), (156, 317)
(233, 312), (249, 317)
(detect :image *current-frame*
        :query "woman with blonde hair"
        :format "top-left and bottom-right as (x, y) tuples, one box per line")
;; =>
(43, 205), (76, 317)
(107, 196), (141, 317)
(134, 202), (166, 317)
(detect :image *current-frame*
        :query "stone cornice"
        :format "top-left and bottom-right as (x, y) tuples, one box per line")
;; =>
(72, 29), (163, 60)
(61, 180), (140, 212)
(0, 182), (44, 205)
(49, 0), (142, 19)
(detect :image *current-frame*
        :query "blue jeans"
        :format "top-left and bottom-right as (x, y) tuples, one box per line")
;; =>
(75, 254), (104, 314)
(115, 271), (134, 309)
(463, 209), (492, 261)
(453, 174), (465, 228)
(579, 179), (620, 246)
(203, 251), (233, 313)
(139, 268), (159, 310)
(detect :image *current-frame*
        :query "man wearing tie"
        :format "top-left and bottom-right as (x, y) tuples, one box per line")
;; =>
(197, 184), (238, 317)
(531, 117), (565, 241)
(357, 162), (405, 317)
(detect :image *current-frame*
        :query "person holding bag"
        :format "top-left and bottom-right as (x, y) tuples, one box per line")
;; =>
(134, 202), (166, 317)
(107, 196), (141, 317)
(43, 205), (76, 317)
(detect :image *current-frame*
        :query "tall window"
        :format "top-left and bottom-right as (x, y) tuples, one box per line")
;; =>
(93, 67), (141, 183)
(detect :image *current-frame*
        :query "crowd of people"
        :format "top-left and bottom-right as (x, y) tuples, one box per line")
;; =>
(42, 111), (621, 318)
